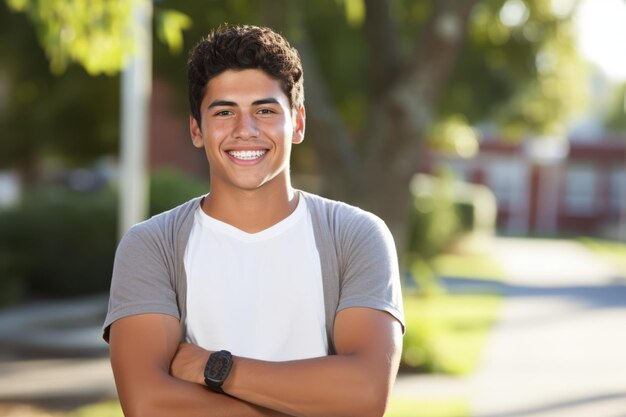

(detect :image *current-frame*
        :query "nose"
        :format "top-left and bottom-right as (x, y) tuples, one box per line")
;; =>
(234, 113), (259, 140)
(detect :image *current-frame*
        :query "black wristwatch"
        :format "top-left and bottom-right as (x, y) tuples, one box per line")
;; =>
(204, 350), (233, 393)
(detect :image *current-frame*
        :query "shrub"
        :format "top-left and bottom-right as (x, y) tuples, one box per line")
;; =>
(0, 185), (118, 298)
(149, 168), (209, 216)
(0, 169), (210, 303)
(405, 171), (496, 289)
(407, 171), (461, 260)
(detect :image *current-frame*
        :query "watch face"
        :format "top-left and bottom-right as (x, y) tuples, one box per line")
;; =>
(207, 355), (231, 380)
(205, 350), (233, 388)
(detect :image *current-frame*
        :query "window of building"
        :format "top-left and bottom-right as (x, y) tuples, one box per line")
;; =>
(485, 158), (527, 209)
(610, 167), (626, 215)
(563, 165), (597, 215)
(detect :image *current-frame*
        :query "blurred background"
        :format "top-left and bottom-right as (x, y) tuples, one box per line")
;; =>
(0, 0), (625, 416)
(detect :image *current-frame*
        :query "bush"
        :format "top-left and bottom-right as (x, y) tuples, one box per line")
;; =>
(149, 168), (209, 216)
(407, 171), (461, 260)
(0, 185), (118, 298)
(0, 169), (210, 303)
(405, 171), (496, 290)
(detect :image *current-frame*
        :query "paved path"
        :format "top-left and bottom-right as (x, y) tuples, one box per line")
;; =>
(395, 237), (626, 417)
(1, 238), (626, 416)
(0, 296), (115, 413)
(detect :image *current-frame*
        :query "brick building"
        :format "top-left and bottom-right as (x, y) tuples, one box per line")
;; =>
(437, 136), (626, 237)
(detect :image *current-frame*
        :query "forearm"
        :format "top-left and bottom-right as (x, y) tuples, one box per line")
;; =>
(117, 369), (292, 417)
(108, 315), (292, 417)
(223, 353), (392, 417)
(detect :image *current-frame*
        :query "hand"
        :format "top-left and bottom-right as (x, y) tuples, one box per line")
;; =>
(170, 342), (211, 385)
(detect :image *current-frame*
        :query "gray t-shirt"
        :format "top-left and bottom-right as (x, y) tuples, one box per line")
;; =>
(103, 191), (405, 354)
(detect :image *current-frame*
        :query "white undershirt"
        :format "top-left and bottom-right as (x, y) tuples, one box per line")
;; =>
(184, 196), (328, 361)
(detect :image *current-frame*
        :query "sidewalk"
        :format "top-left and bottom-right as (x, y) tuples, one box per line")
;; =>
(394, 237), (626, 417)
(0, 295), (115, 413)
(472, 238), (626, 417)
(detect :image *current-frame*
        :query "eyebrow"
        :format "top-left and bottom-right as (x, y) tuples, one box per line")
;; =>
(252, 98), (280, 106)
(207, 97), (280, 109)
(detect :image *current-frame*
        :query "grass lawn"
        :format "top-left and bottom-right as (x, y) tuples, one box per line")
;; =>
(402, 292), (502, 375)
(432, 252), (504, 281)
(386, 397), (469, 417)
(387, 249), (504, 416)
(65, 401), (123, 417)
(578, 237), (626, 273)
(402, 249), (504, 374)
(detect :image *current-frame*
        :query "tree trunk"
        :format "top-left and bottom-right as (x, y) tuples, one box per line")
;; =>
(290, 0), (478, 258)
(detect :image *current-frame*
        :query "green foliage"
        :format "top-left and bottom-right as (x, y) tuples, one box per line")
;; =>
(428, 115), (479, 159)
(0, 169), (209, 303)
(0, 185), (118, 298)
(405, 171), (497, 296)
(1, 0), (590, 172)
(0, 213), (28, 306)
(405, 171), (462, 296)
(407, 171), (462, 261)
(0, 3), (121, 168)
(335, 0), (365, 27)
(440, 0), (587, 138)
(407, 171), (497, 260)
(149, 168), (209, 216)
(605, 83), (626, 132)
(156, 9), (193, 54)
(5, 0), (136, 75)
(4, 0), (193, 75)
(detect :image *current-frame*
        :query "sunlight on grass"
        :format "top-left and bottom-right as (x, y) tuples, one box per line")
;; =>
(65, 400), (123, 417)
(402, 293), (501, 374)
(579, 237), (626, 273)
(403, 248), (504, 374)
(432, 253), (504, 281)
(386, 396), (469, 417)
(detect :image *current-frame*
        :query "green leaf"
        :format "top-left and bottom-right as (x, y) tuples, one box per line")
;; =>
(156, 8), (193, 54)
(4, 0), (147, 75)
(335, 0), (364, 27)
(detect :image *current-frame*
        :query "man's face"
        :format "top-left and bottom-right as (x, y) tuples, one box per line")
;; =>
(190, 69), (305, 194)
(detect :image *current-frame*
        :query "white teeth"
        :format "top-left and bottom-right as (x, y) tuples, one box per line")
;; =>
(228, 150), (267, 160)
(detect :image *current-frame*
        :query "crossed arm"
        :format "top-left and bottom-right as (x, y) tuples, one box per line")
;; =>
(109, 307), (403, 417)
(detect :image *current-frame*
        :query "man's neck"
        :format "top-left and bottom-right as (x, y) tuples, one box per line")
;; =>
(202, 184), (299, 233)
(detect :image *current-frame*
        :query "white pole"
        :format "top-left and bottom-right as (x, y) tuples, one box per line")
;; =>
(615, 91), (626, 242)
(119, 0), (152, 239)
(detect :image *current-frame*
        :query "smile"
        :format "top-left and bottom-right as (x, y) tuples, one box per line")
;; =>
(228, 150), (267, 160)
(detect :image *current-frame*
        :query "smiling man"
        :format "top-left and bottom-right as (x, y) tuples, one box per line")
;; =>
(104, 24), (404, 417)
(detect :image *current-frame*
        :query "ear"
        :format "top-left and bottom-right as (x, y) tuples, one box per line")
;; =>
(190, 115), (204, 148)
(292, 106), (306, 145)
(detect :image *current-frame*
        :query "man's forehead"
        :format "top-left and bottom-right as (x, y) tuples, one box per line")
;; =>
(200, 69), (294, 112)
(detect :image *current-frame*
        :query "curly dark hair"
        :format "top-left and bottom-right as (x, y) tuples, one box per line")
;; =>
(187, 24), (304, 124)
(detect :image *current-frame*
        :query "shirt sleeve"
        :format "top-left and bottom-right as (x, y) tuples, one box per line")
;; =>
(336, 210), (405, 333)
(102, 222), (180, 342)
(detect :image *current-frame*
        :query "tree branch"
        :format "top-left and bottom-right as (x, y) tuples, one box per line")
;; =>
(366, 0), (478, 176)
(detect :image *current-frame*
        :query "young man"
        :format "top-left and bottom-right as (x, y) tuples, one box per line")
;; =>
(104, 24), (404, 417)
